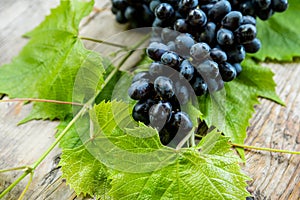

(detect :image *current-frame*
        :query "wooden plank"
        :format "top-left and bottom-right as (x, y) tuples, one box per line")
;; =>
(0, 0), (299, 199)
(244, 63), (300, 200)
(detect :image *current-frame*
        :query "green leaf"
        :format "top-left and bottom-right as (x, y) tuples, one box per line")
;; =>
(199, 58), (283, 158)
(0, 0), (105, 121)
(109, 130), (250, 200)
(255, 0), (300, 61)
(86, 100), (177, 173)
(59, 145), (112, 199)
(56, 117), (83, 149)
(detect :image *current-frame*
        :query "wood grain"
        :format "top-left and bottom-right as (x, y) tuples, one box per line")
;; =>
(0, 0), (299, 199)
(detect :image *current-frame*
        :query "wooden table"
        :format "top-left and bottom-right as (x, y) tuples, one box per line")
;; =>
(0, 1), (299, 199)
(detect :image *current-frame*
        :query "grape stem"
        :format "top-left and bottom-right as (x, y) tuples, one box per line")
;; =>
(0, 167), (32, 199)
(230, 142), (300, 155)
(80, 36), (129, 49)
(0, 34), (150, 199)
(0, 98), (84, 106)
(0, 166), (29, 173)
(17, 172), (33, 200)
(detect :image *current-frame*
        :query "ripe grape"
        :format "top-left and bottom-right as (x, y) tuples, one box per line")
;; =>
(149, 101), (172, 130)
(154, 76), (175, 99)
(128, 79), (154, 100)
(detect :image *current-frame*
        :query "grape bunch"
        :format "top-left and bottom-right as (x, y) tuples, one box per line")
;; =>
(128, 67), (194, 146)
(119, 0), (289, 145)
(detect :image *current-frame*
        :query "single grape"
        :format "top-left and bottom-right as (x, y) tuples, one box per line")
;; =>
(154, 76), (175, 99)
(161, 52), (181, 68)
(190, 42), (211, 61)
(208, 0), (232, 22)
(187, 9), (207, 27)
(155, 3), (175, 20)
(190, 74), (208, 96)
(234, 24), (256, 44)
(128, 79), (154, 100)
(217, 28), (235, 46)
(149, 101), (173, 130)
(179, 60), (195, 81)
(218, 62), (237, 82)
(243, 38), (261, 53)
(221, 11), (243, 31)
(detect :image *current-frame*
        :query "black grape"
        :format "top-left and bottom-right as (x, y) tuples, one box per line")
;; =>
(221, 11), (243, 31)
(217, 28), (235, 46)
(154, 76), (175, 99)
(161, 52), (181, 68)
(218, 62), (237, 82)
(155, 3), (175, 20)
(243, 38), (261, 53)
(149, 101), (173, 130)
(179, 60), (195, 81)
(128, 79), (154, 100)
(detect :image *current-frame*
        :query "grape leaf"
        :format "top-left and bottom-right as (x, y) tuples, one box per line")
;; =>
(56, 117), (83, 149)
(109, 130), (250, 200)
(59, 145), (112, 199)
(255, 0), (300, 61)
(86, 100), (177, 173)
(58, 100), (172, 197)
(199, 58), (283, 158)
(0, 0), (104, 121)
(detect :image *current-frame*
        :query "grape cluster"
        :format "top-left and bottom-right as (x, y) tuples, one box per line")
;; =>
(120, 0), (289, 145)
(128, 67), (194, 145)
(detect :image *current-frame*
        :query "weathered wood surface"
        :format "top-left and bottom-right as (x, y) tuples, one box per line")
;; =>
(0, 0), (299, 199)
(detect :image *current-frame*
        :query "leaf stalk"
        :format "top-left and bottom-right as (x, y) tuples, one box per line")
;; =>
(80, 36), (129, 49)
(230, 142), (300, 155)
(0, 98), (84, 106)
